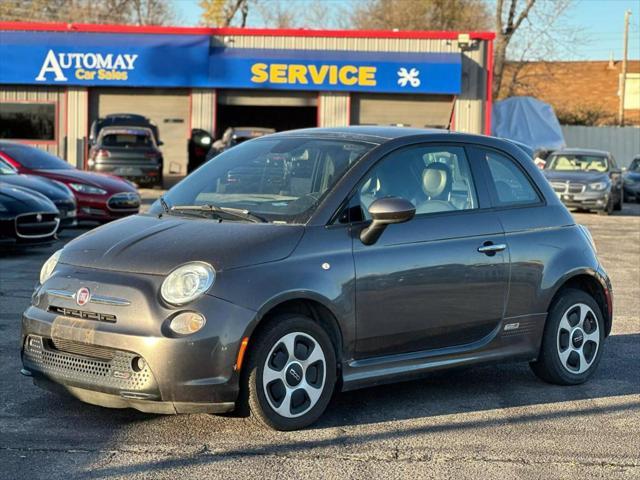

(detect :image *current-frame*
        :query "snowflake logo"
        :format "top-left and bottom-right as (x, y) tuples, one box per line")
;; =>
(397, 67), (421, 88)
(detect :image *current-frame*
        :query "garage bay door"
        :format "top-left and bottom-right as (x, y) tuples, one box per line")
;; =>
(90, 88), (190, 176)
(351, 94), (454, 129)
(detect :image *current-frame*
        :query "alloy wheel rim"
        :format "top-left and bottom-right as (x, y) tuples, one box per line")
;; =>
(556, 303), (600, 374)
(262, 332), (327, 419)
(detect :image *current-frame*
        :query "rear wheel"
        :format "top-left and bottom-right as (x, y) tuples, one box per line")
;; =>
(244, 315), (337, 431)
(530, 288), (605, 385)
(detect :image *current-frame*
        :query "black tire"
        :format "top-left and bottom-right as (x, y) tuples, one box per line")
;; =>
(614, 191), (623, 211)
(242, 314), (337, 431)
(530, 288), (605, 385)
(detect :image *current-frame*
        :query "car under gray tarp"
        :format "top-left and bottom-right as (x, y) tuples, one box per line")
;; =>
(492, 96), (566, 151)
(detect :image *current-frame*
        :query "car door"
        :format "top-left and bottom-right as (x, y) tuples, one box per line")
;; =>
(350, 144), (509, 359)
(470, 146), (557, 328)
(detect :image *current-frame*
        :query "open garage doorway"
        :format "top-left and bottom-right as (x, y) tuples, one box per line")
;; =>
(215, 90), (317, 139)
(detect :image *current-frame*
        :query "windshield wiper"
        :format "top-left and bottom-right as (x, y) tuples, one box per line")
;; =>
(170, 204), (267, 223)
(159, 196), (170, 214)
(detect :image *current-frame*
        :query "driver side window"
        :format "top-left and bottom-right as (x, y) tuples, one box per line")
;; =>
(351, 145), (478, 221)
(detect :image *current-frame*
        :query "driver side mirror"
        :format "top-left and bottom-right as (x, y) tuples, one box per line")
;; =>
(360, 197), (416, 245)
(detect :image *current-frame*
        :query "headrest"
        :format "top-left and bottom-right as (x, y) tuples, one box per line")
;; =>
(422, 163), (449, 198)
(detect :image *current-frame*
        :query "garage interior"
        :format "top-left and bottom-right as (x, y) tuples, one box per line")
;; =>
(215, 90), (317, 138)
(89, 88), (190, 176)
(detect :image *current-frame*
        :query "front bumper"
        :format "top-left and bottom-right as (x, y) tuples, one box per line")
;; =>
(21, 265), (257, 414)
(623, 182), (640, 199)
(556, 190), (609, 210)
(75, 192), (139, 221)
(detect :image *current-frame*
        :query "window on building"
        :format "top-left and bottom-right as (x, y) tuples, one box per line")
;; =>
(0, 103), (56, 141)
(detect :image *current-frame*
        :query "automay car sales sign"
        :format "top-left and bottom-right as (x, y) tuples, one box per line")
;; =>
(0, 31), (461, 94)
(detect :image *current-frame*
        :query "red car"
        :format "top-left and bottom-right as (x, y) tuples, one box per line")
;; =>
(0, 141), (140, 223)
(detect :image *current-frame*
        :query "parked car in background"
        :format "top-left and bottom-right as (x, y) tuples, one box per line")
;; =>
(0, 182), (60, 247)
(543, 148), (623, 215)
(188, 127), (275, 173)
(0, 158), (76, 229)
(623, 155), (640, 202)
(0, 142), (140, 223)
(89, 126), (163, 187)
(23, 127), (612, 431)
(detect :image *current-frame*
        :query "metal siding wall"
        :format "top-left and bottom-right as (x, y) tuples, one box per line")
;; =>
(318, 92), (349, 127)
(561, 125), (640, 167)
(66, 87), (88, 168)
(191, 88), (216, 133)
(0, 85), (66, 156)
(218, 35), (488, 133)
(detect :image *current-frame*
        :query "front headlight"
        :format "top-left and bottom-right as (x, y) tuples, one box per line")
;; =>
(40, 249), (63, 284)
(69, 183), (107, 195)
(588, 181), (608, 191)
(160, 262), (215, 305)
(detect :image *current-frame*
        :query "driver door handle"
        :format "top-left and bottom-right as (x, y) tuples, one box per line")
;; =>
(477, 242), (507, 255)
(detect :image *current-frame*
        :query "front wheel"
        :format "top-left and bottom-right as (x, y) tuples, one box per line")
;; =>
(244, 315), (337, 430)
(530, 288), (605, 385)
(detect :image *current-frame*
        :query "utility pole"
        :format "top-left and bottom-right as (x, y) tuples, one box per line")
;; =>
(618, 10), (631, 126)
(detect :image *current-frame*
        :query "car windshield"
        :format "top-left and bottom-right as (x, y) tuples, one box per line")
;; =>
(160, 137), (376, 224)
(546, 154), (609, 172)
(99, 131), (154, 148)
(629, 159), (640, 172)
(0, 158), (17, 175)
(0, 144), (73, 170)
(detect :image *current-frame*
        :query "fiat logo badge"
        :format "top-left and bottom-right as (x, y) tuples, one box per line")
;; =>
(75, 287), (91, 306)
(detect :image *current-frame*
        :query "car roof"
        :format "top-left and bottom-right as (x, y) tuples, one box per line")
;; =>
(551, 148), (610, 156)
(264, 126), (493, 145)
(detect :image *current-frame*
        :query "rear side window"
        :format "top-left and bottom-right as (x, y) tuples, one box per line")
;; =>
(483, 150), (540, 206)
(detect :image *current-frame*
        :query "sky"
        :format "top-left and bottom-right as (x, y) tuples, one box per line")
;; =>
(170, 0), (640, 61)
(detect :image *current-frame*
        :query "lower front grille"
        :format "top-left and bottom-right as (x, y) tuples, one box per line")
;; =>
(23, 335), (157, 392)
(15, 212), (59, 238)
(50, 337), (115, 361)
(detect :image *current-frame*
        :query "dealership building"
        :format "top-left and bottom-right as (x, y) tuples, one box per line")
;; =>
(0, 22), (494, 177)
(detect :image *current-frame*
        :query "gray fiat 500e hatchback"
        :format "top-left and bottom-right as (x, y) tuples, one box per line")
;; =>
(21, 127), (613, 430)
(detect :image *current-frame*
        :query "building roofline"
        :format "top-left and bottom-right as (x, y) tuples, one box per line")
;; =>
(0, 21), (495, 40)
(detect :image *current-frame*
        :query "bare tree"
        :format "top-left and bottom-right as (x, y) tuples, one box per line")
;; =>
(349, 0), (492, 31)
(256, 0), (341, 29)
(0, 0), (176, 25)
(494, 0), (577, 98)
(200, 0), (250, 27)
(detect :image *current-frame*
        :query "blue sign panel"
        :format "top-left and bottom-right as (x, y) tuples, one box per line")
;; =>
(208, 48), (461, 94)
(0, 31), (462, 94)
(0, 31), (211, 87)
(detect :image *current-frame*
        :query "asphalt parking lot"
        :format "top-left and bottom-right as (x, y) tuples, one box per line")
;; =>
(1, 195), (638, 480)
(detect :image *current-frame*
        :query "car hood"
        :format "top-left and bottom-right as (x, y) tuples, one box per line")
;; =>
(0, 174), (73, 202)
(0, 183), (57, 211)
(60, 213), (305, 275)
(624, 171), (640, 181)
(37, 169), (136, 192)
(543, 170), (609, 183)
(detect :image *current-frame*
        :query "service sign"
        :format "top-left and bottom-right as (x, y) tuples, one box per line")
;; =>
(209, 48), (461, 94)
(0, 31), (211, 87)
(0, 31), (462, 94)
